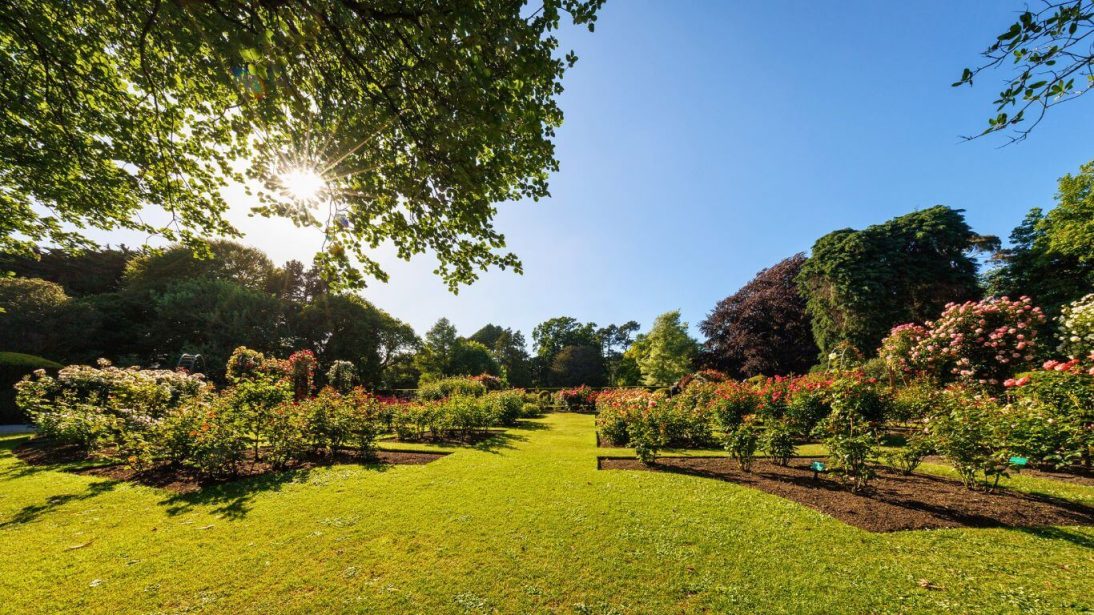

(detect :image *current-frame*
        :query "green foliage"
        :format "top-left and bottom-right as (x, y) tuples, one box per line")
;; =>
(481, 390), (525, 427)
(415, 319), (499, 382)
(557, 385), (600, 413)
(813, 375), (888, 492)
(628, 310), (698, 387)
(798, 206), (995, 357)
(725, 419), (760, 472)
(417, 377), (488, 402)
(0, 1), (605, 290)
(883, 433), (932, 475)
(548, 345), (607, 387)
(760, 420), (796, 466)
(955, 3), (1094, 140)
(0, 277), (71, 357)
(986, 162), (1094, 314)
(925, 390), (1010, 491)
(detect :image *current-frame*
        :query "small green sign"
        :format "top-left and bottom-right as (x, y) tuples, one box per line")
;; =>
(1009, 456), (1028, 467)
(810, 461), (826, 472)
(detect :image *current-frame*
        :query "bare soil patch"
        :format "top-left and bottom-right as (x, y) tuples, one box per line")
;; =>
(599, 456), (1094, 532)
(14, 440), (445, 494)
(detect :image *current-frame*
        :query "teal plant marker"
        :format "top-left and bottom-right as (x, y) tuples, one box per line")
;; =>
(1009, 456), (1028, 467)
(810, 461), (826, 479)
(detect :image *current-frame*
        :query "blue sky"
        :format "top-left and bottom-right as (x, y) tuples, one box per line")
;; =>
(90, 1), (1094, 343)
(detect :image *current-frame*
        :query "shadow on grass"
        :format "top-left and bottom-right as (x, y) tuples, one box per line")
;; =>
(157, 457), (412, 519)
(0, 479), (118, 528)
(1014, 525), (1094, 549)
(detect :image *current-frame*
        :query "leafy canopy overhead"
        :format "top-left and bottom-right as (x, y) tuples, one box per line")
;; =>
(0, 0), (604, 290)
(955, 1), (1094, 141)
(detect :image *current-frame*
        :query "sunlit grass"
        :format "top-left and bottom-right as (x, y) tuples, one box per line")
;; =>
(1, 414), (1092, 614)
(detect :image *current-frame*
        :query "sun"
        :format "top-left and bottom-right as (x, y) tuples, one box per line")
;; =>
(279, 167), (328, 202)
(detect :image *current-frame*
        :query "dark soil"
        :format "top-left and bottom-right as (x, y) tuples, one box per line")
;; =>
(14, 440), (445, 494)
(599, 456), (1094, 532)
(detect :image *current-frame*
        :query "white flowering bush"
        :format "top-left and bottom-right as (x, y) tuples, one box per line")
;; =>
(1057, 293), (1094, 360)
(16, 360), (211, 468)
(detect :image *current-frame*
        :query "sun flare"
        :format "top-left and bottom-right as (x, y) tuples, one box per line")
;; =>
(279, 167), (328, 202)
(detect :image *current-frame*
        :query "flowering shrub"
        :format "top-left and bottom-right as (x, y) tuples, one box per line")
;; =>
(417, 376), (488, 401)
(883, 432), (932, 475)
(326, 360), (358, 393)
(1004, 358), (1093, 467)
(594, 389), (649, 445)
(470, 373), (506, 391)
(594, 386), (716, 449)
(556, 385), (598, 413)
(287, 350), (318, 401)
(709, 381), (760, 432)
(911, 296), (1045, 387)
(878, 323), (928, 374)
(16, 361), (211, 468)
(996, 398), (1085, 469)
(1057, 293), (1094, 359)
(890, 377), (943, 422)
(226, 346), (267, 383)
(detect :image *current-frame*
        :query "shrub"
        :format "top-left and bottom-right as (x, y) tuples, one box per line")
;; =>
(761, 420), (795, 466)
(0, 352), (62, 423)
(15, 361), (210, 465)
(287, 350), (318, 401)
(470, 373), (506, 391)
(878, 323), (928, 375)
(326, 360), (358, 393)
(997, 398), (1084, 469)
(668, 380), (718, 447)
(813, 375), (886, 492)
(725, 418), (760, 472)
(594, 389), (645, 445)
(883, 432), (932, 475)
(226, 346), (267, 383)
(1057, 293), (1094, 359)
(1006, 359), (1094, 466)
(417, 376), (487, 401)
(180, 398), (250, 478)
(926, 390), (1010, 491)
(783, 375), (833, 436)
(710, 381), (759, 432)
(912, 296), (1045, 387)
(891, 377), (943, 422)
(627, 403), (668, 464)
(482, 389), (524, 426)
(556, 385), (598, 412)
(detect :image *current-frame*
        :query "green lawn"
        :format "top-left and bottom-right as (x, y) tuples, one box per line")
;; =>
(2, 413), (1092, 614)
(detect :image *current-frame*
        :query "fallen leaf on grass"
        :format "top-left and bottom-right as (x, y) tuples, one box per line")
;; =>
(197, 524), (214, 530)
(66, 541), (93, 551)
(917, 579), (943, 591)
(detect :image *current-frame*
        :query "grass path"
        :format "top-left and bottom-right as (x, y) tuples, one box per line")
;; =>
(1, 413), (1092, 614)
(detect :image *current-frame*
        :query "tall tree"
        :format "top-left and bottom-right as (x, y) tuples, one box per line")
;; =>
(955, 1), (1094, 141)
(597, 321), (640, 384)
(414, 318), (499, 382)
(701, 254), (817, 378)
(532, 317), (601, 361)
(471, 324), (533, 387)
(295, 293), (417, 387)
(986, 160), (1094, 313)
(797, 206), (997, 357)
(0, 1), (604, 290)
(548, 345), (607, 387)
(628, 311), (698, 387)
(0, 247), (132, 296)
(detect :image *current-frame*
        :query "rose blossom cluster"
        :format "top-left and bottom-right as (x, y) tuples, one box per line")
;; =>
(883, 296), (1045, 386)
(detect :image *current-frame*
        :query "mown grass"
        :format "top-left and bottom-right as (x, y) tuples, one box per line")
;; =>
(1, 413), (1092, 614)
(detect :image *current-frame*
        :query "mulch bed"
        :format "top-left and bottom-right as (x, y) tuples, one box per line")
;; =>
(380, 430), (501, 446)
(14, 440), (445, 494)
(599, 456), (1094, 532)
